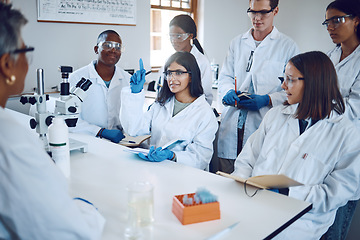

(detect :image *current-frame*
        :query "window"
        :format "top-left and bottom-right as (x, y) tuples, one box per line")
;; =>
(150, 0), (198, 68)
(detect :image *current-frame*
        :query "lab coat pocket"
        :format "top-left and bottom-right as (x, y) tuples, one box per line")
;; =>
(296, 153), (331, 185)
(255, 60), (284, 94)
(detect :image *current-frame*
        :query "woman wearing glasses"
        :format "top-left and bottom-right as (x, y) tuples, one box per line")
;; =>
(321, 0), (360, 239)
(120, 52), (218, 170)
(0, 3), (104, 238)
(232, 51), (360, 240)
(163, 14), (213, 105)
(68, 30), (130, 143)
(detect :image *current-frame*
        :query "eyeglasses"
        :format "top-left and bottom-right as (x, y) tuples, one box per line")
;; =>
(98, 41), (124, 52)
(164, 70), (191, 80)
(247, 7), (275, 18)
(9, 46), (34, 64)
(169, 33), (190, 42)
(322, 15), (353, 28)
(279, 75), (304, 87)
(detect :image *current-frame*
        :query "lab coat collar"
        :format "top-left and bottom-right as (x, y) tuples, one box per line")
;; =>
(242, 26), (280, 48)
(281, 103), (298, 116)
(166, 94), (207, 117)
(88, 60), (122, 88)
(281, 103), (344, 124)
(190, 45), (197, 55)
(332, 44), (360, 66)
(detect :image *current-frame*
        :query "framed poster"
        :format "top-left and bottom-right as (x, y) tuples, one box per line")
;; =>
(37, 0), (136, 25)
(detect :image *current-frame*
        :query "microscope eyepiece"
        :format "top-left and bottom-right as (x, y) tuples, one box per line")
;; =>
(59, 66), (73, 73)
(59, 66), (73, 80)
(76, 78), (87, 88)
(81, 79), (92, 91)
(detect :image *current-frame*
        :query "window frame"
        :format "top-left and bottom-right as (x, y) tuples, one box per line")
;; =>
(151, 0), (198, 26)
(150, 0), (198, 69)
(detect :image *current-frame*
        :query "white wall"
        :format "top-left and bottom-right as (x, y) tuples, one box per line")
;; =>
(201, 0), (335, 70)
(10, 0), (336, 93)
(200, 0), (250, 67)
(11, 0), (150, 93)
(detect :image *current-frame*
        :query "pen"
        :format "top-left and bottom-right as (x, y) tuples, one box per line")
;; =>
(234, 76), (237, 106)
(145, 70), (152, 76)
(205, 221), (240, 240)
(122, 140), (136, 144)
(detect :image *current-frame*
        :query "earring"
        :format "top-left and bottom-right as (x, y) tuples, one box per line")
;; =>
(6, 75), (16, 85)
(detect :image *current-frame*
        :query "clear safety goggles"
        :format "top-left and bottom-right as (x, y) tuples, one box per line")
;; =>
(164, 70), (191, 80)
(98, 41), (124, 52)
(247, 7), (275, 19)
(278, 74), (304, 88)
(9, 45), (34, 64)
(322, 15), (353, 28)
(169, 33), (190, 42)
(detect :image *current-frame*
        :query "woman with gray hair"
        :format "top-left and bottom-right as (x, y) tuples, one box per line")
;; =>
(0, 3), (105, 239)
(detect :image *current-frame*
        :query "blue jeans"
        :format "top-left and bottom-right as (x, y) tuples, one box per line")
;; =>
(322, 200), (358, 240)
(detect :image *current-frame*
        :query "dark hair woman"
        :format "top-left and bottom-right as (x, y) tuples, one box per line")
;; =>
(233, 51), (360, 239)
(321, 0), (360, 238)
(166, 14), (213, 105)
(120, 51), (218, 170)
(0, 3), (104, 238)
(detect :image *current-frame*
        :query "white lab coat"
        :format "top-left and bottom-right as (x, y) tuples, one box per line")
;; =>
(120, 87), (218, 170)
(217, 27), (299, 159)
(328, 44), (360, 129)
(233, 104), (360, 240)
(0, 108), (105, 239)
(190, 46), (213, 105)
(159, 46), (213, 105)
(68, 60), (130, 136)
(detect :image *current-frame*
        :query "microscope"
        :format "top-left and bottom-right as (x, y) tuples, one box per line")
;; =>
(20, 69), (52, 152)
(20, 67), (92, 153)
(52, 66), (92, 152)
(54, 66), (92, 128)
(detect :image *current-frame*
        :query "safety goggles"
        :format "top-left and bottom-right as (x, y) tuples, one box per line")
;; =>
(322, 15), (353, 28)
(9, 45), (34, 64)
(279, 74), (304, 88)
(169, 33), (190, 42)
(98, 41), (124, 52)
(163, 70), (191, 80)
(247, 7), (275, 18)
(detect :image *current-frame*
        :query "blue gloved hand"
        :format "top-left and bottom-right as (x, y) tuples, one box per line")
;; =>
(239, 94), (270, 111)
(99, 128), (125, 143)
(138, 146), (174, 162)
(130, 58), (146, 93)
(222, 89), (241, 106)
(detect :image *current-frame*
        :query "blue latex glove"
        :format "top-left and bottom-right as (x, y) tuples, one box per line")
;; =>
(239, 94), (270, 111)
(100, 129), (125, 143)
(130, 58), (146, 93)
(138, 146), (174, 162)
(222, 89), (241, 106)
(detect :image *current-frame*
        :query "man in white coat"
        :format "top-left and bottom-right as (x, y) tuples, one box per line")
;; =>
(68, 30), (130, 143)
(217, 0), (299, 173)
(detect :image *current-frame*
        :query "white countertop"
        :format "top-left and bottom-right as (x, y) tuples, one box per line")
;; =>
(6, 108), (311, 240)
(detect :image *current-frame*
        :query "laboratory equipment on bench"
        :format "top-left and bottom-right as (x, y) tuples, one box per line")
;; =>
(54, 66), (92, 152)
(48, 117), (70, 178)
(54, 66), (92, 127)
(20, 67), (91, 153)
(20, 68), (52, 153)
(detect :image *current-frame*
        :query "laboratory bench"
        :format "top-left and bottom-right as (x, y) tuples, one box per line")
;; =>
(6, 108), (312, 240)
